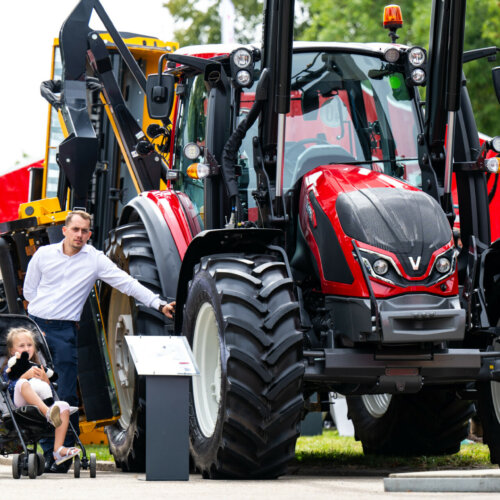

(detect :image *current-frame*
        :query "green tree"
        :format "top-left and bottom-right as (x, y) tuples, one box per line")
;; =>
(411, 0), (499, 136)
(164, 0), (263, 46)
(301, 0), (499, 136)
(300, 0), (418, 45)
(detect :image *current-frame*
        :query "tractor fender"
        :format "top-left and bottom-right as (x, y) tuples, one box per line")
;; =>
(118, 190), (195, 302)
(174, 227), (284, 332)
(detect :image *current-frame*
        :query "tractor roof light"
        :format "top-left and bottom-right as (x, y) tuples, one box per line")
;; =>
(236, 70), (252, 87)
(410, 68), (426, 86)
(230, 48), (254, 88)
(408, 47), (426, 67)
(232, 49), (252, 69)
(187, 163), (211, 179)
(490, 136), (500, 153)
(405, 46), (427, 86)
(383, 5), (403, 43)
(384, 47), (400, 63)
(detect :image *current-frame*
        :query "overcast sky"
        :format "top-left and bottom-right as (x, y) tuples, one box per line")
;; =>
(0, 0), (175, 176)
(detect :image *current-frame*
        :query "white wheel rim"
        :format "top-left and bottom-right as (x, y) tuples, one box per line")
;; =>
(493, 340), (500, 423)
(192, 302), (221, 438)
(361, 394), (392, 418)
(492, 381), (500, 423)
(107, 290), (135, 429)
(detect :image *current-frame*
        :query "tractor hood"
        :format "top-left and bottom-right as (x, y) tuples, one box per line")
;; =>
(336, 185), (451, 277)
(299, 165), (455, 294)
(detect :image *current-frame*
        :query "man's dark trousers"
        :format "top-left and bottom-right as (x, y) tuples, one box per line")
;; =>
(29, 315), (80, 467)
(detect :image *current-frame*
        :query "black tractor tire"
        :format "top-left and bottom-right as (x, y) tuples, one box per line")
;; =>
(184, 254), (304, 478)
(477, 339), (500, 464)
(347, 390), (474, 456)
(103, 221), (169, 472)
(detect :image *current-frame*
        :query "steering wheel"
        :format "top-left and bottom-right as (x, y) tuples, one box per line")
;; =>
(286, 136), (330, 159)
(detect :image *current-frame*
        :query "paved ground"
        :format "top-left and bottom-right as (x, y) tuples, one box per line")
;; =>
(1, 462), (499, 499)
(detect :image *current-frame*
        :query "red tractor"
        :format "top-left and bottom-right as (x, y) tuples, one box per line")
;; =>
(1, 0), (500, 479)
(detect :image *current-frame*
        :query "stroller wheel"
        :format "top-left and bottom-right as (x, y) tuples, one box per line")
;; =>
(89, 453), (97, 478)
(73, 455), (81, 478)
(28, 453), (38, 479)
(12, 453), (23, 479)
(36, 453), (45, 476)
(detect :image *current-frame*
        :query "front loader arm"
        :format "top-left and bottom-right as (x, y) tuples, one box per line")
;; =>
(54, 0), (164, 209)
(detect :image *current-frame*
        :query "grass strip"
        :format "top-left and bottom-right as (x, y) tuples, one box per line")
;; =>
(294, 430), (495, 472)
(79, 430), (496, 473)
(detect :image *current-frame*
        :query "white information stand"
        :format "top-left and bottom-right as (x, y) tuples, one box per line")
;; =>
(125, 336), (198, 481)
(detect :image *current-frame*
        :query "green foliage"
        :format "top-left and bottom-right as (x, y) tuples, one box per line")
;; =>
(163, 0), (499, 135)
(301, 0), (414, 45)
(163, 0), (263, 46)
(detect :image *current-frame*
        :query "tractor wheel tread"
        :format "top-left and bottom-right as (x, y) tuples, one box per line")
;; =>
(347, 391), (474, 456)
(185, 253), (303, 478)
(103, 221), (168, 472)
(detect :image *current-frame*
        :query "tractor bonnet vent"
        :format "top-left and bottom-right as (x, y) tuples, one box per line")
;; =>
(336, 187), (452, 277)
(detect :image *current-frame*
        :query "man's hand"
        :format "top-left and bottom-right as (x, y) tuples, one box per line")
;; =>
(161, 301), (176, 319)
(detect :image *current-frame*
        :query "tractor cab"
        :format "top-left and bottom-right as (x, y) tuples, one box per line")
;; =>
(160, 42), (427, 226)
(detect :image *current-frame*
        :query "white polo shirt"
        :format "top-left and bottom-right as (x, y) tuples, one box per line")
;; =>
(24, 241), (161, 321)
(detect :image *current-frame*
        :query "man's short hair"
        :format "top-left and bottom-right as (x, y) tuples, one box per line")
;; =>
(65, 210), (92, 227)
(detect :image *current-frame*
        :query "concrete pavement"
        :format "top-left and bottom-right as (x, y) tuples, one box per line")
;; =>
(1, 462), (500, 499)
(385, 468), (500, 492)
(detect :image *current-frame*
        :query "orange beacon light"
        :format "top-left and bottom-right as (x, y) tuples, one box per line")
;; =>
(383, 5), (403, 43)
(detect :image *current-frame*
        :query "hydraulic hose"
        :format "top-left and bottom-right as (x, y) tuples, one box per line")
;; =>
(220, 69), (269, 210)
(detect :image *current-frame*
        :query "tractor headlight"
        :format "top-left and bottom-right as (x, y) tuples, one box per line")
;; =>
(373, 259), (389, 276)
(435, 257), (451, 274)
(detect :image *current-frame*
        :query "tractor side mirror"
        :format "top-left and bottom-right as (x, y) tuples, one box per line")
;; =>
(493, 66), (500, 105)
(146, 73), (175, 120)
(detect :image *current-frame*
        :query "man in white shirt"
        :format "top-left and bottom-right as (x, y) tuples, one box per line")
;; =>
(24, 210), (175, 472)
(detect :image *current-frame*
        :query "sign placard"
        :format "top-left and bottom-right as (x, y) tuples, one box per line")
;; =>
(125, 335), (199, 376)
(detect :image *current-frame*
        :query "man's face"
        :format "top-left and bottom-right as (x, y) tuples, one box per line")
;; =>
(62, 215), (92, 251)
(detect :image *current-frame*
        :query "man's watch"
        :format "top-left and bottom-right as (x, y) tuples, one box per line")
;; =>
(158, 302), (167, 313)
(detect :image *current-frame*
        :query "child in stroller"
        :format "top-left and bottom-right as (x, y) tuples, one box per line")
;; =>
(0, 314), (96, 478)
(3, 326), (81, 464)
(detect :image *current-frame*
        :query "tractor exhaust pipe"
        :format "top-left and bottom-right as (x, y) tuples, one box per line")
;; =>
(442, 0), (466, 212)
(274, 0), (294, 207)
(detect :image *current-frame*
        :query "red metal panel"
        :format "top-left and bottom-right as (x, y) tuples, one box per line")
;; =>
(145, 190), (195, 259)
(0, 160), (42, 225)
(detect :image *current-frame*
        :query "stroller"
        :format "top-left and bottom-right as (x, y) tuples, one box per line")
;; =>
(0, 314), (96, 478)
